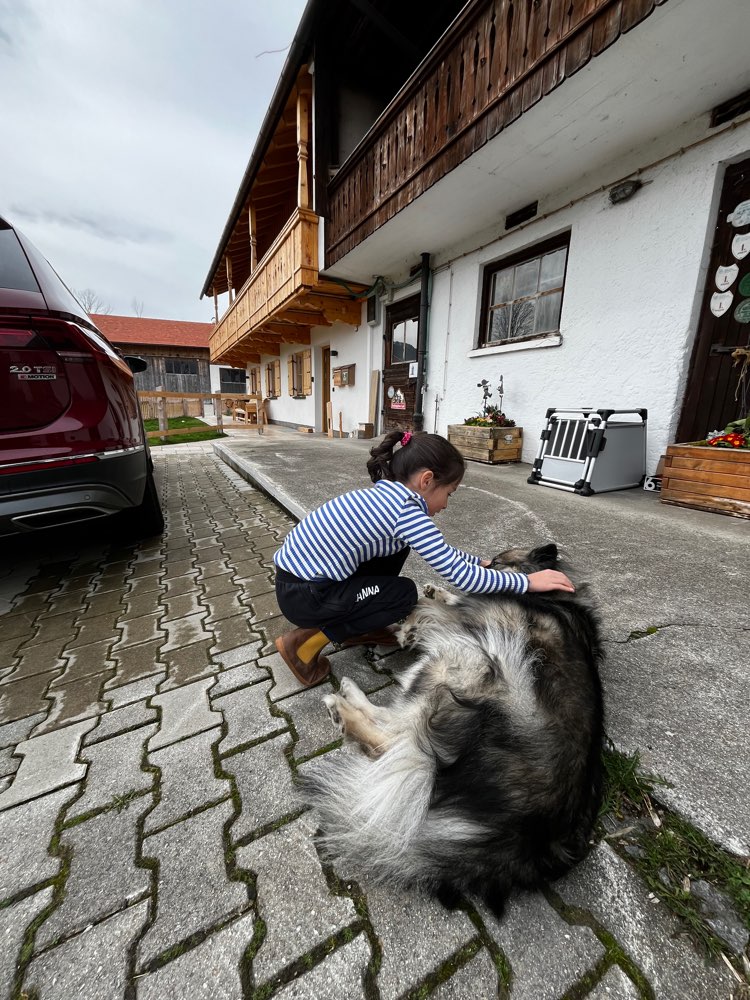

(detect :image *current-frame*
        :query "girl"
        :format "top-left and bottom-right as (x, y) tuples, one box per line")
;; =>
(273, 430), (575, 686)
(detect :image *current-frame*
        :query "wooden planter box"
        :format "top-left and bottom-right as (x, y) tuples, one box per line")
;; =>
(447, 424), (522, 464)
(661, 444), (750, 518)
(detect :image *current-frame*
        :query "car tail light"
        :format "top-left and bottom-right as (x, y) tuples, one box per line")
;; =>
(0, 329), (38, 349)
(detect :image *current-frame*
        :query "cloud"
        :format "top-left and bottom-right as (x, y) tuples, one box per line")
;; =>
(9, 207), (171, 246)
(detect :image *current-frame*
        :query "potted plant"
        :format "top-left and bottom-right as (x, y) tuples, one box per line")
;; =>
(448, 378), (522, 464)
(661, 415), (750, 518)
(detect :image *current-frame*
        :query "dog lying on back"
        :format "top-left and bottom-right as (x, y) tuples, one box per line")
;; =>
(300, 543), (605, 916)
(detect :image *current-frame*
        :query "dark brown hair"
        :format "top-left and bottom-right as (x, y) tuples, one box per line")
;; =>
(366, 430), (466, 485)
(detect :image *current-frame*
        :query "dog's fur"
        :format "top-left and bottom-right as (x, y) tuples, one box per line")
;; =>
(300, 543), (604, 916)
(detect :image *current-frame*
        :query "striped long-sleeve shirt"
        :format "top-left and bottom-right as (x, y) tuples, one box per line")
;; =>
(274, 478), (528, 595)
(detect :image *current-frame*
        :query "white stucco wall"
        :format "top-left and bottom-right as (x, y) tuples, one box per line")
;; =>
(265, 312), (372, 433)
(420, 118), (750, 473)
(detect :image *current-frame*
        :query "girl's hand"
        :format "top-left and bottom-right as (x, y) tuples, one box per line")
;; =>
(527, 570), (576, 593)
(480, 558), (492, 568)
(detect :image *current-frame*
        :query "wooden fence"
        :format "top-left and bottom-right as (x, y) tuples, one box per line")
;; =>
(138, 391), (267, 440)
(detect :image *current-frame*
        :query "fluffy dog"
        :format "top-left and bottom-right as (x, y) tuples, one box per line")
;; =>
(300, 543), (604, 916)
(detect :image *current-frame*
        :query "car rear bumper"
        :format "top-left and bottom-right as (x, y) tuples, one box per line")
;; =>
(0, 447), (148, 535)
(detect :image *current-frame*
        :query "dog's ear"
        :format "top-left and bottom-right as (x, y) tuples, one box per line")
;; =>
(528, 543), (558, 569)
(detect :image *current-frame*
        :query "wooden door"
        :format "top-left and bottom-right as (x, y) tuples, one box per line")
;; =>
(677, 158), (750, 442)
(382, 295), (420, 431)
(321, 346), (331, 431)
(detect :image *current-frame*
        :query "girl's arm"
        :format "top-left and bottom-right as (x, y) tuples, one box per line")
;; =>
(396, 503), (528, 594)
(479, 559), (575, 593)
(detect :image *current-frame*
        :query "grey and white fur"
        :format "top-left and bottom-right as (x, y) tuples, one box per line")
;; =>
(299, 543), (605, 916)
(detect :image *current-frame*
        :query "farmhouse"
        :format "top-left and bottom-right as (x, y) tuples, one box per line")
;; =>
(201, 0), (750, 472)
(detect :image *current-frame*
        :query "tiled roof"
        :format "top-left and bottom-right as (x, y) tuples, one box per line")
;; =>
(92, 314), (213, 349)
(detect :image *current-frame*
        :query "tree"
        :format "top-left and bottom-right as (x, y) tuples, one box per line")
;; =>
(131, 298), (145, 318)
(74, 288), (111, 315)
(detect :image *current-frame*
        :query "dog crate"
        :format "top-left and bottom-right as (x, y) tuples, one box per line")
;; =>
(527, 408), (647, 494)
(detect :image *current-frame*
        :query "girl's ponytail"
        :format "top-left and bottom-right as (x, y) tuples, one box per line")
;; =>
(367, 430), (465, 486)
(366, 429), (405, 482)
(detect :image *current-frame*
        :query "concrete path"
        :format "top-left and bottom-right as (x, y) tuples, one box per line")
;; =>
(0, 437), (746, 999)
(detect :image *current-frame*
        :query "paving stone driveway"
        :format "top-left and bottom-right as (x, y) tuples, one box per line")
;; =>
(0, 446), (737, 999)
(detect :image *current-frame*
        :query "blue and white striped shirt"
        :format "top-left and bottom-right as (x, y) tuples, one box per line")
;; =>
(274, 479), (528, 595)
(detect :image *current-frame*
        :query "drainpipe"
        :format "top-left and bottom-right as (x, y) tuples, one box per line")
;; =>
(412, 252), (431, 432)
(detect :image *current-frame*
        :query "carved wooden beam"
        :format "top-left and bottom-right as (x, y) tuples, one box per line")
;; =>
(249, 203), (257, 273)
(262, 323), (312, 344)
(302, 293), (363, 325)
(225, 256), (233, 302)
(280, 309), (331, 327)
(297, 88), (310, 210)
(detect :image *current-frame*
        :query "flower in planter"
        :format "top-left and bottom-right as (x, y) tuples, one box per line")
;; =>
(708, 431), (748, 448)
(702, 416), (750, 449)
(464, 406), (516, 428)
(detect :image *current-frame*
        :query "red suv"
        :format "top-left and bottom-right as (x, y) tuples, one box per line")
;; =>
(0, 216), (163, 538)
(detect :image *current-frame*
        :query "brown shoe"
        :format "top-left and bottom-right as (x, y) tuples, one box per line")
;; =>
(274, 628), (331, 687)
(341, 628), (401, 648)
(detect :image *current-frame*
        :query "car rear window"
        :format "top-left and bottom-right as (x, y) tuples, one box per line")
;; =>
(0, 223), (41, 293)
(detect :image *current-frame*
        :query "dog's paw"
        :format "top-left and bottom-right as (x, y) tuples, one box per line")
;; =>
(429, 586), (459, 606)
(393, 622), (416, 648)
(340, 676), (365, 703)
(322, 693), (343, 730)
(423, 584), (437, 599)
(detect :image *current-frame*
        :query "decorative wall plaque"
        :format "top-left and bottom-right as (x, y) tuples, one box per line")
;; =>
(715, 263), (739, 290)
(728, 200), (750, 227)
(710, 291), (733, 316)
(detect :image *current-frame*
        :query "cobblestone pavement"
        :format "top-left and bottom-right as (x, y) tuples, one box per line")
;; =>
(0, 445), (740, 999)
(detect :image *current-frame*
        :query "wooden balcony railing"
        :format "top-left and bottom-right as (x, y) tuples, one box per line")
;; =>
(210, 207), (319, 363)
(325, 0), (664, 266)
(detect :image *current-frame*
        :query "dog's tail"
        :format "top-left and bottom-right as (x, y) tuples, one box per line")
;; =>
(299, 737), (449, 886)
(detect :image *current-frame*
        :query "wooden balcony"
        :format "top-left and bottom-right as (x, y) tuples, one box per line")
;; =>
(210, 207), (363, 366)
(325, 0), (665, 267)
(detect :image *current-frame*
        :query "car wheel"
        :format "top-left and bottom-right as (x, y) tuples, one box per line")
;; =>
(120, 467), (164, 539)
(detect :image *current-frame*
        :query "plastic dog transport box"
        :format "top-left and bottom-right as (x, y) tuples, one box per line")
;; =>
(528, 408), (647, 494)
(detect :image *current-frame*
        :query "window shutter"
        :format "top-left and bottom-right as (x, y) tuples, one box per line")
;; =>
(287, 356), (295, 395)
(302, 350), (312, 396)
(274, 359), (281, 397)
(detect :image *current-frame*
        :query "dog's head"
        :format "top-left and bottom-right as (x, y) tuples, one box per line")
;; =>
(490, 542), (560, 574)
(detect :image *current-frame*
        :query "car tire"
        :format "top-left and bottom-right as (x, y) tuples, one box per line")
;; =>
(121, 467), (164, 540)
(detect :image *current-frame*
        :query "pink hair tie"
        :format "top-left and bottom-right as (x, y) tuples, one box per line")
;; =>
(401, 431), (412, 446)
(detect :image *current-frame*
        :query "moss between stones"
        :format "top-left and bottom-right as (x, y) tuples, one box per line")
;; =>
(405, 939), (483, 999)
(544, 890), (654, 999)
(627, 626), (660, 640)
(598, 744), (750, 975)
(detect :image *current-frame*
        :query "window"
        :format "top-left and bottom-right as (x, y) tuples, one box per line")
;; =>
(479, 235), (569, 348)
(287, 349), (312, 397)
(389, 317), (418, 364)
(0, 223), (41, 292)
(248, 365), (261, 395)
(219, 366), (246, 396)
(265, 360), (281, 398)
(165, 357), (198, 375)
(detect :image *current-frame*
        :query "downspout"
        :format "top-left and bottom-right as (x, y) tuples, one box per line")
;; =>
(412, 251), (431, 432)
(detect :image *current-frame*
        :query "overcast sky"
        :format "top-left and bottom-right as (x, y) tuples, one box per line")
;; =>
(1, 0), (307, 322)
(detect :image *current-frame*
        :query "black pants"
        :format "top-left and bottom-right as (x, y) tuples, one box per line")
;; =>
(275, 549), (418, 643)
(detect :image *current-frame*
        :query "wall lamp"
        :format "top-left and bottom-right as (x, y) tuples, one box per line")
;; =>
(609, 179), (642, 205)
